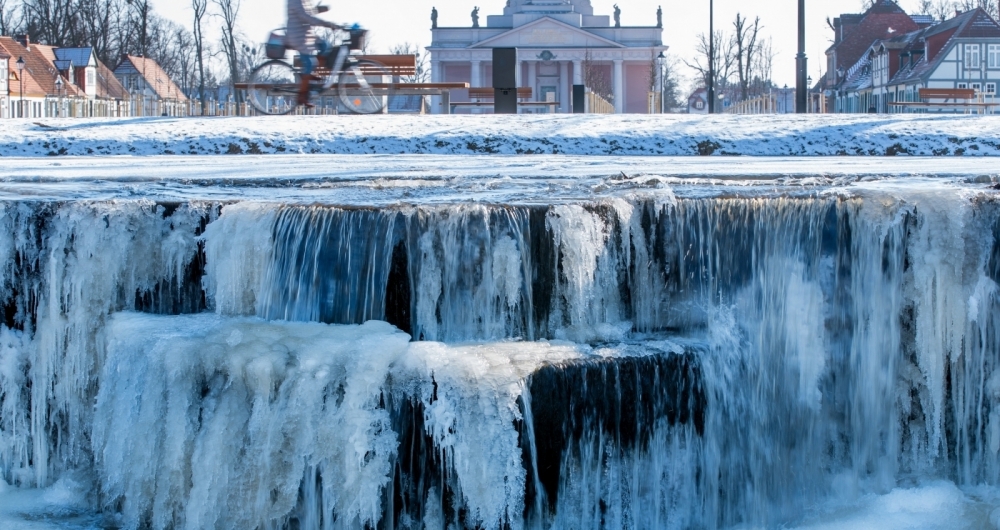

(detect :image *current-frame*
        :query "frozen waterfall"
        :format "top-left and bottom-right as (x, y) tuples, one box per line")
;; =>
(0, 179), (998, 529)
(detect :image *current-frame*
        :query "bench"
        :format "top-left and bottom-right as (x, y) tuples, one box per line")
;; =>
(450, 87), (560, 112)
(236, 76), (469, 114)
(889, 88), (999, 113)
(919, 88), (976, 101)
(468, 87), (533, 100)
(290, 54), (416, 77)
(357, 55), (416, 77)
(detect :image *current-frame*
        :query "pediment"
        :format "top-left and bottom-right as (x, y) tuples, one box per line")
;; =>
(471, 18), (624, 49)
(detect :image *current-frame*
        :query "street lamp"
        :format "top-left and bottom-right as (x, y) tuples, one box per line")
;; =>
(15, 56), (25, 118)
(708, 0), (715, 113)
(795, 0), (807, 113)
(807, 75), (813, 113)
(656, 51), (666, 113)
(54, 76), (63, 118)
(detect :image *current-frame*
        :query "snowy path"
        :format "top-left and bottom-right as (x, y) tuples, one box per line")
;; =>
(1, 114), (999, 157)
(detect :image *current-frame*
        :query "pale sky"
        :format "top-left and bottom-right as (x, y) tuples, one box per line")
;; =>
(151, 0), (933, 89)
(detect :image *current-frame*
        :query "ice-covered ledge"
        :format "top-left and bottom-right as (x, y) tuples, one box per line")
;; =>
(1, 115), (1000, 157)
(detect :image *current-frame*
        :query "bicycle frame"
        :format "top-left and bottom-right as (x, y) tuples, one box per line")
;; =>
(317, 29), (365, 90)
(320, 44), (351, 90)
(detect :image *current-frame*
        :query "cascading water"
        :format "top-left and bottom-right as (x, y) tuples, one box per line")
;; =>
(0, 175), (998, 529)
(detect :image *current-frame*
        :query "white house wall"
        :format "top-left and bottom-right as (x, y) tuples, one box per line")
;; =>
(0, 57), (7, 118)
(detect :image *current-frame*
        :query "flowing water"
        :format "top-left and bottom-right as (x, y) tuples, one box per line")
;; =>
(0, 157), (998, 529)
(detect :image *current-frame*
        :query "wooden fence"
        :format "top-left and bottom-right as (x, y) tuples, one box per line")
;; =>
(585, 90), (614, 114)
(725, 94), (780, 114)
(9, 95), (349, 119)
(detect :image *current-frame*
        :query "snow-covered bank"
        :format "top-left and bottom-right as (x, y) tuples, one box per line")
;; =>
(1, 114), (999, 157)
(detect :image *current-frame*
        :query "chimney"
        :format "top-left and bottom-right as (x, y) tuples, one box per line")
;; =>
(14, 34), (29, 48)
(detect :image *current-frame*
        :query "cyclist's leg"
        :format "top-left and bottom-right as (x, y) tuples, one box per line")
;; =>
(298, 53), (318, 106)
(316, 39), (337, 71)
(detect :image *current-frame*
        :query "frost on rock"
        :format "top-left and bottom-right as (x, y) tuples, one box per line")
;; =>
(0, 200), (212, 488)
(94, 314), (409, 530)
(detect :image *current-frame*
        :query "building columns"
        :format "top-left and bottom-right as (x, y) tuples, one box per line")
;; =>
(430, 59), (442, 114)
(527, 61), (536, 100)
(572, 59), (582, 85)
(560, 60), (570, 113)
(469, 60), (482, 114)
(470, 60), (482, 88)
(613, 59), (624, 113)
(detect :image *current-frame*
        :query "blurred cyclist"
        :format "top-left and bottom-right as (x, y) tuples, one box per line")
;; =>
(286, 0), (340, 107)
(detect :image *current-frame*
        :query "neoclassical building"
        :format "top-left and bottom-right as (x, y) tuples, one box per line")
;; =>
(428, 0), (666, 113)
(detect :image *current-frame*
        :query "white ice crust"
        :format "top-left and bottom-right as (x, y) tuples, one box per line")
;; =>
(1, 115), (1000, 157)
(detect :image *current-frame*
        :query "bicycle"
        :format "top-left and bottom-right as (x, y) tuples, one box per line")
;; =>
(247, 27), (395, 115)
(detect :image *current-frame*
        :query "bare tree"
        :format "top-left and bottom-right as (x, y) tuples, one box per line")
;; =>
(125, 0), (151, 56)
(955, 0), (999, 17)
(918, 0), (999, 20)
(236, 39), (262, 82)
(213, 0), (241, 96)
(649, 51), (683, 112)
(914, 0), (935, 14)
(684, 29), (736, 97)
(925, 0), (957, 20)
(0, 0), (23, 35)
(582, 49), (613, 101)
(77, 0), (124, 66)
(389, 42), (429, 83)
(192, 0), (208, 112)
(753, 37), (775, 94)
(732, 13), (762, 101)
(21, 0), (79, 48)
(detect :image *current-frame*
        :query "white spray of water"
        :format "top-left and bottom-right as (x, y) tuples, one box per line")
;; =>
(202, 202), (276, 316)
(396, 341), (584, 530)
(410, 206), (532, 342)
(415, 231), (442, 340)
(546, 204), (631, 342)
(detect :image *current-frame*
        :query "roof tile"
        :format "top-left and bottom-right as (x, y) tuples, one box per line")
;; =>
(0, 37), (81, 98)
(115, 55), (187, 101)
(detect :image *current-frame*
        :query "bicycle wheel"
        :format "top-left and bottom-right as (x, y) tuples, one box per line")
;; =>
(338, 59), (395, 114)
(248, 60), (299, 115)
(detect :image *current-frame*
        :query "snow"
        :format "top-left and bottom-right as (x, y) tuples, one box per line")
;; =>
(1, 114), (1000, 157)
(789, 481), (997, 530)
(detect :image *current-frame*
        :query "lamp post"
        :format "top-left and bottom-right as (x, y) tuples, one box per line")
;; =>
(656, 51), (666, 114)
(54, 76), (63, 118)
(795, 0), (807, 113)
(708, 0), (715, 113)
(15, 56), (25, 118)
(807, 75), (813, 113)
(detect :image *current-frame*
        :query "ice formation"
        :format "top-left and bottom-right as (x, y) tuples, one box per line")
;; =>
(0, 179), (997, 528)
